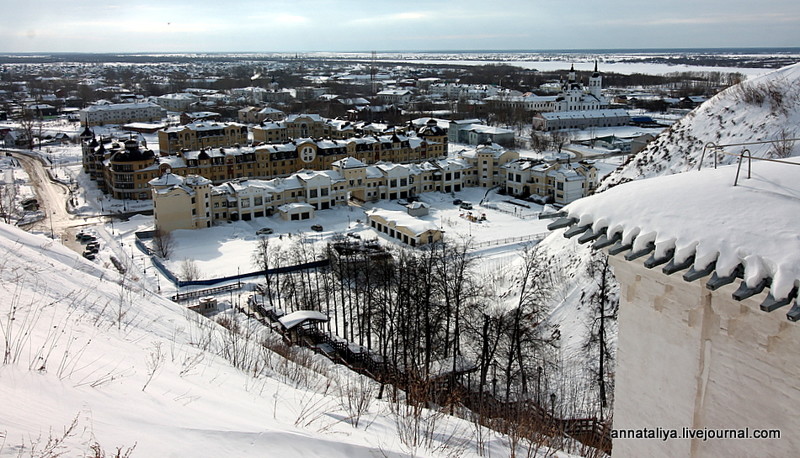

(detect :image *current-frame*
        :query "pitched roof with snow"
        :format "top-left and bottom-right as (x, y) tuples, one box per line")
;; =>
(551, 157), (800, 320)
(332, 157), (366, 169)
(278, 310), (328, 330)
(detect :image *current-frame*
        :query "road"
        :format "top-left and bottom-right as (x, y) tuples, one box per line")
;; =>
(7, 150), (105, 252)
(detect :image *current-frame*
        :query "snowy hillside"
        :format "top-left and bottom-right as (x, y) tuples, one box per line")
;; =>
(0, 222), (530, 457)
(532, 61), (800, 417)
(602, 62), (800, 189)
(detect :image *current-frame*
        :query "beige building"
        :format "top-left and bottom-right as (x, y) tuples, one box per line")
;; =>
(149, 141), (584, 233)
(367, 209), (443, 247)
(238, 106), (286, 124)
(503, 158), (597, 205)
(158, 121), (248, 153)
(459, 143), (520, 188)
(81, 135), (159, 200)
(150, 173), (212, 232)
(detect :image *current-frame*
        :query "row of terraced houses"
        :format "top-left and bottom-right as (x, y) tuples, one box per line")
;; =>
(149, 145), (597, 234)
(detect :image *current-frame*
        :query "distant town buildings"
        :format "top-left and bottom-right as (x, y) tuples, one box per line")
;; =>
(238, 106), (287, 124)
(532, 108), (631, 131)
(155, 93), (198, 112)
(448, 119), (515, 146)
(158, 121), (248, 153)
(487, 62), (609, 115)
(79, 101), (165, 127)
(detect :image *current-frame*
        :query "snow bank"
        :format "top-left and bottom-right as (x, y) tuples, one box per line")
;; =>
(566, 157), (800, 300)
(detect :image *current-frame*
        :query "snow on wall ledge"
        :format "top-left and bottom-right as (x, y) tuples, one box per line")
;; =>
(550, 156), (800, 318)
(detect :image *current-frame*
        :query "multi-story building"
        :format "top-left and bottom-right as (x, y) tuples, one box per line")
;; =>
(376, 89), (413, 105)
(459, 143), (520, 188)
(502, 158), (597, 205)
(83, 125), (447, 202)
(238, 106), (286, 124)
(448, 122), (515, 146)
(80, 137), (158, 200)
(532, 109), (630, 131)
(150, 146), (597, 233)
(230, 87), (293, 104)
(155, 93), (198, 112)
(150, 174), (212, 232)
(79, 101), (165, 126)
(158, 121), (248, 153)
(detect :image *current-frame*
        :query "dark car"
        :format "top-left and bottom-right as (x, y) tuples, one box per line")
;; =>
(453, 199), (462, 206)
(311, 224), (323, 232)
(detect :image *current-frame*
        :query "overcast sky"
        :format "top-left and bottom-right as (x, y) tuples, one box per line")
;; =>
(2, 0), (799, 53)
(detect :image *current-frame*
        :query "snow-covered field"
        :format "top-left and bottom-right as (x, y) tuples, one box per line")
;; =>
(115, 187), (554, 282)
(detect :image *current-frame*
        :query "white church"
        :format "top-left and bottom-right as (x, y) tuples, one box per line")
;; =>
(553, 62), (608, 111)
(533, 62), (630, 131)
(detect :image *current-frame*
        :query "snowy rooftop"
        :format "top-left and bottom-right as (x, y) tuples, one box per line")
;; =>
(368, 209), (439, 235)
(540, 109), (629, 120)
(278, 310), (329, 330)
(82, 101), (161, 111)
(332, 156), (366, 169)
(553, 157), (800, 317)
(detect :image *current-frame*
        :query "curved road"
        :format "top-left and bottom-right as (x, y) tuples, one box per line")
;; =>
(8, 150), (105, 251)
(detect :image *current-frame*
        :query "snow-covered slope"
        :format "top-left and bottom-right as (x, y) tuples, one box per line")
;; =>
(533, 61), (800, 415)
(602, 62), (800, 190)
(0, 223), (518, 457)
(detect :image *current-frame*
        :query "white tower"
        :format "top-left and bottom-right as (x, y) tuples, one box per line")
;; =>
(588, 60), (602, 99)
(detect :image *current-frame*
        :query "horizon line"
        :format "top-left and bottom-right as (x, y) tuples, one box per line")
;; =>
(2, 46), (800, 56)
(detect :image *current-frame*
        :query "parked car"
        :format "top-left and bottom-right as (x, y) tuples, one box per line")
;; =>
(347, 232), (361, 239)
(452, 199), (462, 206)
(460, 201), (473, 210)
(82, 251), (96, 260)
(86, 242), (100, 253)
(76, 229), (98, 242)
(256, 227), (274, 235)
(311, 224), (323, 232)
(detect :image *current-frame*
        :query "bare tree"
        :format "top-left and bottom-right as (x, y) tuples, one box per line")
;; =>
(584, 251), (618, 412)
(151, 229), (174, 259)
(769, 128), (796, 158)
(530, 131), (550, 154)
(0, 181), (17, 224)
(18, 113), (36, 150)
(252, 236), (282, 308)
(549, 130), (571, 154)
(180, 258), (201, 282)
(501, 243), (558, 402)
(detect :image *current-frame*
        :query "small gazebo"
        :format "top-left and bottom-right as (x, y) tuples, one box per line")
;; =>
(278, 310), (329, 345)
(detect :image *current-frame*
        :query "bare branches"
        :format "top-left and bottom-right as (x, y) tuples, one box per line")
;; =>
(151, 230), (174, 259)
(141, 342), (165, 391)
